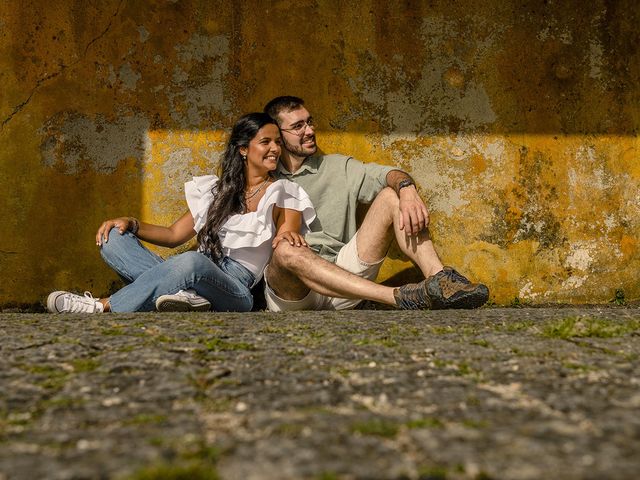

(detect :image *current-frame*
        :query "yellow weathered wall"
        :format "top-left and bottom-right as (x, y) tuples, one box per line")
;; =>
(1, 0), (638, 307)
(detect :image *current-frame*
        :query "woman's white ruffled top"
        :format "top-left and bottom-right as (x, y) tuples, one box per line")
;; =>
(185, 175), (315, 284)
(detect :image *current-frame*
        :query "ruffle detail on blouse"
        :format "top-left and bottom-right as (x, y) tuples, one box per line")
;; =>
(220, 180), (316, 249)
(184, 175), (218, 233)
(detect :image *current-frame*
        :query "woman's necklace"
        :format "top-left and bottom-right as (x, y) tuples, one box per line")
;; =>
(245, 176), (270, 201)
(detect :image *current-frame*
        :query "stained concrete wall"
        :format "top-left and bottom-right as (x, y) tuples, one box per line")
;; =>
(1, 0), (638, 307)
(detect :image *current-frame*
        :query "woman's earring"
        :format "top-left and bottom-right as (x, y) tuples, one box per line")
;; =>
(241, 153), (247, 161)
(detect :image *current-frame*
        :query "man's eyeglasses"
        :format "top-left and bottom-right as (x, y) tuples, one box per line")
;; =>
(281, 118), (315, 135)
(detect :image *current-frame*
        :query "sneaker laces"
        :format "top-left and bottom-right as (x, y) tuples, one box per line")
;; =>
(175, 289), (199, 299)
(395, 282), (431, 310)
(62, 291), (102, 313)
(443, 267), (470, 284)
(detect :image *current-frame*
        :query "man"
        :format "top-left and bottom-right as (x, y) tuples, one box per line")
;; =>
(263, 95), (489, 311)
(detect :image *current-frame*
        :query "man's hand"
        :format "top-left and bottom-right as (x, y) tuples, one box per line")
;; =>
(385, 170), (430, 236)
(398, 186), (430, 235)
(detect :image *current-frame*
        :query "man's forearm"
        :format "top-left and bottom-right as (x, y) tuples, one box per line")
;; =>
(386, 169), (416, 195)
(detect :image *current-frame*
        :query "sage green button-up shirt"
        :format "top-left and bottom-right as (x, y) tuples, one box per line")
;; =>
(275, 154), (394, 262)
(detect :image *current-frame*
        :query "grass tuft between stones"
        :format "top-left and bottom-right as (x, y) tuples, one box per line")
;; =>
(199, 337), (255, 352)
(127, 442), (221, 480)
(542, 317), (640, 339)
(126, 462), (218, 480)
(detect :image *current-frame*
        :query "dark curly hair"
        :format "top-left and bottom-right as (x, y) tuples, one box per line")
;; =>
(197, 112), (277, 260)
(263, 96), (305, 125)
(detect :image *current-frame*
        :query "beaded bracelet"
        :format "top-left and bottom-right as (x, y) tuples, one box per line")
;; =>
(130, 218), (140, 234)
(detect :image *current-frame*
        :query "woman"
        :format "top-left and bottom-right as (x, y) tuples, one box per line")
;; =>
(46, 113), (315, 313)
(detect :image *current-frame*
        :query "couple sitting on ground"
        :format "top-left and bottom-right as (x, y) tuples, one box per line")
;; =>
(47, 96), (489, 314)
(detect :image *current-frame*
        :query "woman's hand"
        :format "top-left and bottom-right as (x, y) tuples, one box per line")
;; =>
(272, 207), (306, 249)
(96, 211), (196, 248)
(272, 230), (308, 249)
(96, 217), (135, 246)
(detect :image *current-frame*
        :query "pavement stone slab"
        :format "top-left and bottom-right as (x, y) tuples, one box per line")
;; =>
(0, 308), (639, 479)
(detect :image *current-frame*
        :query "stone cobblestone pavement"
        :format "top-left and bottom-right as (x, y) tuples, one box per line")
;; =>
(1, 308), (639, 479)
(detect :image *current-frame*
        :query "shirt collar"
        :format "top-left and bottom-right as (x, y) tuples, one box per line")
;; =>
(277, 155), (320, 176)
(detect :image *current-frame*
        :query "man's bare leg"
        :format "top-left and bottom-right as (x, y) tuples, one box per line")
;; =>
(265, 250), (312, 301)
(356, 187), (443, 277)
(267, 186), (444, 306)
(267, 243), (397, 305)
(267, 186), (486, 309)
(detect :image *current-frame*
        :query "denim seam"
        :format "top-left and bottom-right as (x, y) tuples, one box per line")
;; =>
(197, 273), (251, 298)
(101, 255), (135, 283)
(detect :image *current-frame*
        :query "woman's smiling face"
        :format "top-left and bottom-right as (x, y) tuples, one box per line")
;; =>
(242, 123), (282, 175)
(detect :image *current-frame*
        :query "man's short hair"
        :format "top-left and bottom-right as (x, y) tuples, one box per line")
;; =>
(264, 96), (305, 124)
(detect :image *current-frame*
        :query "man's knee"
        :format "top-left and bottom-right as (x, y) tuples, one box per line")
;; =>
(271, 241), (309, 271)
(359, 187), (398, 230)
(267, 243), (311, 300)
(367, 187), (399, 221)
(375, 187), (400, 208)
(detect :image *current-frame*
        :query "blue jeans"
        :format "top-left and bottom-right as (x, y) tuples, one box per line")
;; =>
(100, 228), (255, 312)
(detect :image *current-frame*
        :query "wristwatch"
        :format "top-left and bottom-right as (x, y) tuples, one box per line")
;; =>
(398, 179), (415, 192)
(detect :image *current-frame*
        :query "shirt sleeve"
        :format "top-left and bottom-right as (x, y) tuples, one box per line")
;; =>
(219, 180), (316, 249)
(276, 181), (317, 234)
(345, 157), (395, 204)
(184, 175), (218, 233)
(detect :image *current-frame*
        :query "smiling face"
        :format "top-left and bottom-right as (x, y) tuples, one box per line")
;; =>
(240, 123), (282, 177)
(277, 106), (317, 160)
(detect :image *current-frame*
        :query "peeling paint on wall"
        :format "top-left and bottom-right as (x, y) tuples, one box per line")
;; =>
(141, 129), (226, 225)
(39, 112), (149, 174)
(1, 0), (639, 306)
(168, 34), (233, 126)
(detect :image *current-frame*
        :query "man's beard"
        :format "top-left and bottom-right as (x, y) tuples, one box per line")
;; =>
(283, 135), (318, 158)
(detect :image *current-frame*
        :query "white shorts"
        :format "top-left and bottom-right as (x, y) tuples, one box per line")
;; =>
(264, 232), (384, 311)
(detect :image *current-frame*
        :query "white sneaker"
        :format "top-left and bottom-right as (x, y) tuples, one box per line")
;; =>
(47, 291), (105, 313)
(155, 289), (211, 312)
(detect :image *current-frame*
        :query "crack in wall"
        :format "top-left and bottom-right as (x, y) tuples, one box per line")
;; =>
(82, 0), (124, 58)
(0, 0), (124, 131)
(1, 71), (62, 130)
